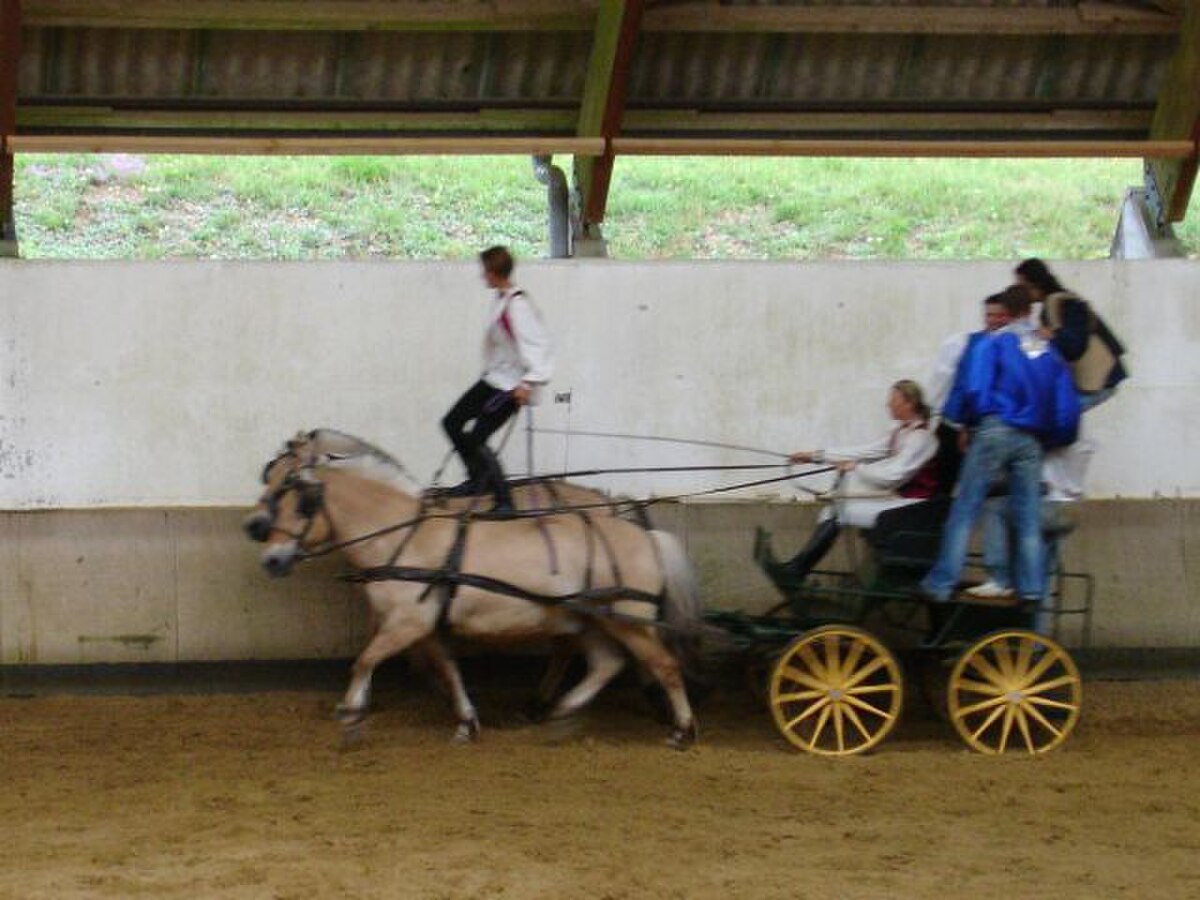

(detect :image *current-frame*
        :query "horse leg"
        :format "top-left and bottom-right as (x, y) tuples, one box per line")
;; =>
(338, 617), (427, 727)
(546, 630), (626, 721)
(415, 637), (481, 743)
(525, 638), (577, 722)
(604, 624), (697, 750)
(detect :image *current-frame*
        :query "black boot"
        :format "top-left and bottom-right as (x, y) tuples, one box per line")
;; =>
(765, 518), (840, 583)
(477, 446), (515, 515)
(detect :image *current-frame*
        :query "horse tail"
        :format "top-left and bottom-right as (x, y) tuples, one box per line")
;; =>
(648, 529), (705, 676)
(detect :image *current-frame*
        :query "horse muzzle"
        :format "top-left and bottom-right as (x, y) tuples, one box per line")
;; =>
(260, 542), (298, 578)
(243, 510), (272, 543)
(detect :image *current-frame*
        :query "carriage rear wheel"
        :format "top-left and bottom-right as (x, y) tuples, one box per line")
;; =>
(948, 630), (1082, 755)
(768, 625), (904, 757)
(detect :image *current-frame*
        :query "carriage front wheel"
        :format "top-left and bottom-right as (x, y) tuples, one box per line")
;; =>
(768, 625), (904, 757)
(948, 629), (1082, 755)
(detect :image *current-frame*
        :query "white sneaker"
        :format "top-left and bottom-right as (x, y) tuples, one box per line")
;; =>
(965, 581), (1015, 599)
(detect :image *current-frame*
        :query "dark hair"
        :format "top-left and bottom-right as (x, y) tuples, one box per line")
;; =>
(891, 379), (931, 422)
(983, 291), (1007, 307)
(999, 284), (1033, 318)
(480, 245), (514, 279)
(1015, 257), (1066, 295)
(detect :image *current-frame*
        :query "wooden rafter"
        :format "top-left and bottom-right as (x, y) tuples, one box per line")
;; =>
(18, 0), (1179, 35)
(1147, 0), (1200, 223)
(575, 0), (642, 229)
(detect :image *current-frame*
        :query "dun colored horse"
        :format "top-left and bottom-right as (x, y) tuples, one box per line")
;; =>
(253, 438), (701, 747)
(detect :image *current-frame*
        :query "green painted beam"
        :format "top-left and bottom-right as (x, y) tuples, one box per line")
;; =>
(575, 0), (643, 227)
(1, 0), (19, 254)
(1147, 0), (1199, 222)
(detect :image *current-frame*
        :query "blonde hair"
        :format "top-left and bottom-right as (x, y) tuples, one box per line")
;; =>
(891, 379), (930, 422)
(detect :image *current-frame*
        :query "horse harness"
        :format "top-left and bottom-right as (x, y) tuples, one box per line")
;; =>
(272, 471), (667, 632)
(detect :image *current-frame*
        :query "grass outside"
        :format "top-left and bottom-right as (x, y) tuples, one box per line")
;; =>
(12, 153), (1200, 260)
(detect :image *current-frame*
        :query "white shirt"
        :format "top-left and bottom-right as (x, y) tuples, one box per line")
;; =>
(821, 420), (938, 494)
(482, 287), (553, 397)
(928, 331), (969, 415)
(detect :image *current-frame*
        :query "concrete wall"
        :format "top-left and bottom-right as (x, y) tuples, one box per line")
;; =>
(0, 259), (1197, 662)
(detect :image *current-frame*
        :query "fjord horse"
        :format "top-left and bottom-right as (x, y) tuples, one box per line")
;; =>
(256, 453), (701, 747)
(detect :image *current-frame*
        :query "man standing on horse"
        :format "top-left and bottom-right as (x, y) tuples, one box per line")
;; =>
(440, 245), (553, 511)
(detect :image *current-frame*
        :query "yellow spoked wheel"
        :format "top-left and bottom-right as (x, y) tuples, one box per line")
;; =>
(769, 626), (904, 757)
(948, 630), (1082, 755)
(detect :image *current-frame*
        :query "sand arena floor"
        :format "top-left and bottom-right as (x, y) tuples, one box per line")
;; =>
(1, 675), (1198, 900)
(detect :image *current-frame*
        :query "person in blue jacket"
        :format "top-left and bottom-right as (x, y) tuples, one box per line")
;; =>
(920, 285), (1080, 607)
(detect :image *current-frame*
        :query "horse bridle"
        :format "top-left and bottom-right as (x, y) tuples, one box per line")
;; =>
(264, 469), (332, 551)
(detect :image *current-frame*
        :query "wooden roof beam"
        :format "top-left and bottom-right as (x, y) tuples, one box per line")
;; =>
(1146, 0), (1199, 223)
(574, 0), (642, 230)
(19, 0), (1178, 34)
(612, 137), (1196, 158)
(4, 134), (605, 155)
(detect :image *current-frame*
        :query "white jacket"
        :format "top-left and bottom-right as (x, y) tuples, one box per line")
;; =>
(819, 420), (938, 496)
(482, 287), (554, 399)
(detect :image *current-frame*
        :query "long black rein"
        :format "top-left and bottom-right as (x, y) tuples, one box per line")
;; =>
(288, 464), (838, 631)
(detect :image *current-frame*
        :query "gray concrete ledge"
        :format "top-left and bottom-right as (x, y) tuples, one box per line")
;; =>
(1, 499), (1196, 664)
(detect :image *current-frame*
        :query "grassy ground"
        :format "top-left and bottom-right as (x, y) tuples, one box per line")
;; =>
(12, 153), (1199, 260)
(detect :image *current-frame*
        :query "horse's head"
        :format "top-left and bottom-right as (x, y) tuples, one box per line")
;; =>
(242, 431), (312, 542)
(258, 467), (332, 578)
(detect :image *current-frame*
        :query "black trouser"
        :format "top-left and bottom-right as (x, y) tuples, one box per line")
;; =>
(441, 379), (518, 487)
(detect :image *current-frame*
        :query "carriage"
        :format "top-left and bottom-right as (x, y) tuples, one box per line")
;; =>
(249, 429), (1093, 757)
(706, 496), (1093, 757)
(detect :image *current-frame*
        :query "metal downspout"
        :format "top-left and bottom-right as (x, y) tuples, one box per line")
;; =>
(531, 155), (571, 258)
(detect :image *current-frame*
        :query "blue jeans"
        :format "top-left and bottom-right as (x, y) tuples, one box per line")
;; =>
(981, 498), (1074, 632)
(921, 416), (1045, 602)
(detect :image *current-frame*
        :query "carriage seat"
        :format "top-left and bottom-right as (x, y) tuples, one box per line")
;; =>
(864, 497), (953, 572)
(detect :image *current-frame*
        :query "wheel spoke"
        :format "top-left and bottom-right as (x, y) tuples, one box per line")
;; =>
(1020, 700), (1065, 739)
(956, 693), (1009, 718)
(823, 633), (842, 683)
(840, 702), (874, 742)
(797, 643), (831, 683)
(809, 703), (834, 747)
(843, 655), (889, 690)
(780, 664), (827, 693)
(839, 638), (867, 682)
(833, 703), (846, 753)
(1014, 636), (1035, 679)
(964, 651), (1006, 687)
(784, 696), (830, 731)
(1026, 695), (1078, 712)
(997, 705), (1016, 752)
(954, 677), (1005, 697)
(843, 692), (896, 722)
(992, 639), (1016, 680)
(845, 683), (900, 696)
(1014, 706), (1036, 754)
(776, 688), (827, 704)
(1019, 647), (1061, 687)
(1021, 673), (1079, 697)
(967, 703), (1006, 741)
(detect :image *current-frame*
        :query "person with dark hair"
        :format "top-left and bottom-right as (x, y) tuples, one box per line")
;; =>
(927, 292), (1014, 490)
(920, 284), (1080, 607)
(762, 380), (939, 584)
(439, 246), (553, 510)
(1014, 257), (1127, 411)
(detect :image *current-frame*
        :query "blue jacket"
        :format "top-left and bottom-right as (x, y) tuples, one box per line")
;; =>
(943, 325), (1080, 448)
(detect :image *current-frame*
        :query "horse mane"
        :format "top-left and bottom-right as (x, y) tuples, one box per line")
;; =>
(302, 428), (423, 494)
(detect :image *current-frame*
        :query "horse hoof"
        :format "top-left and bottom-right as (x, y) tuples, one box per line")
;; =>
(520, 698), (553, 724)
(335, 703), (366, 727)
(452, 718), (481, 744)
(541, 715), (584, 745)
(339, 720), (367, 752)
(667, 722), (698, 751)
